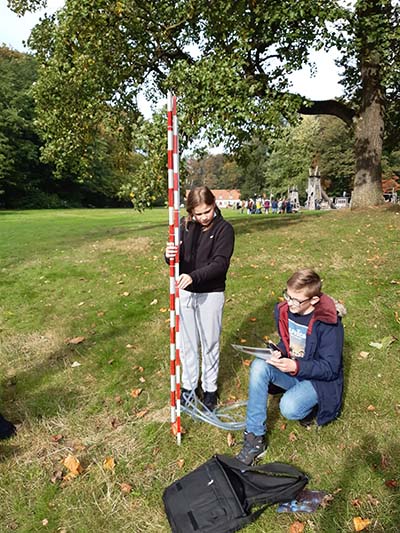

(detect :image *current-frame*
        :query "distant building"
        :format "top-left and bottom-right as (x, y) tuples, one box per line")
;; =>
(185, 189), (241, 208)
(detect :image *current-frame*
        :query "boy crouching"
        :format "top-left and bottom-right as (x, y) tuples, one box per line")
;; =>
(237, 269), (345, 465)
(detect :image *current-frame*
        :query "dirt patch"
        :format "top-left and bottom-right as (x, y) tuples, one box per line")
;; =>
(0, 329), (66, 375)
(88, 236), (152, 256)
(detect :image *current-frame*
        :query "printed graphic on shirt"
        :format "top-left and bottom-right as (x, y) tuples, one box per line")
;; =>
(289, 318), (308, 358)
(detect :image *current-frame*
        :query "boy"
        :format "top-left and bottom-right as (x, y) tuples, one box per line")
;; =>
(236, 269), (345, 465)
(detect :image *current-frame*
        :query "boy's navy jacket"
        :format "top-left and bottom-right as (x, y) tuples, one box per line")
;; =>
(274, 294), (344, 426)
(171, 214), (234, 293)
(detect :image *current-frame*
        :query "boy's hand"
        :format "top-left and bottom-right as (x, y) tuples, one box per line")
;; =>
(268, 353), (297, 373)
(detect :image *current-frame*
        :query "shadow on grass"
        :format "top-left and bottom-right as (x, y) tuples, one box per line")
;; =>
(316, 435), (400, 532)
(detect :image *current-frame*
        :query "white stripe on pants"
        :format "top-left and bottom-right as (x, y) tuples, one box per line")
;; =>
(179, 289), (225, 393)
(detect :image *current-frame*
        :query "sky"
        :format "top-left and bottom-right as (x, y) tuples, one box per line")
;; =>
(1, 0), (344, 118)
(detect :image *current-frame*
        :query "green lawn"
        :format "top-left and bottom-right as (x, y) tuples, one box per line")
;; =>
(0, 206), (399, 532)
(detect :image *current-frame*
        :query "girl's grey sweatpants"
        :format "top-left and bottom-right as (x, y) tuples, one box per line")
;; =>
(179, 289), (225, 393)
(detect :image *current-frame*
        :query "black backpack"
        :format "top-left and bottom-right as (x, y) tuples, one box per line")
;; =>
(163, 454), (308, 533)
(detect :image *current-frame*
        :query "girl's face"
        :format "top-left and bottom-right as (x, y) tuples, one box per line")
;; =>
(192, 202), (216, 226)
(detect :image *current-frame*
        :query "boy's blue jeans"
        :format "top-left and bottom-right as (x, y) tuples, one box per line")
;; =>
(246, 358), (318, 436)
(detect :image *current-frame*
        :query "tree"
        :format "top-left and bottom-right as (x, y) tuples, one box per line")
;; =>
(10, 0), (400, 208)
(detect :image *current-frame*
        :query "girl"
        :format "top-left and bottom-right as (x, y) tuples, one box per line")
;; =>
(165, 186), (235, 411)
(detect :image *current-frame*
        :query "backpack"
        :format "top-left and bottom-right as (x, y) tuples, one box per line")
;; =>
(162, 454), (308, 533)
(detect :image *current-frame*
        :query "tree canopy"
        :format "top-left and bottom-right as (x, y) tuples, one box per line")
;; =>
(9, 0), (400, 208)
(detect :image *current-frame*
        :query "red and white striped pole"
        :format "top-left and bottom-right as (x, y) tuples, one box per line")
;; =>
(167, 92), (181, 445)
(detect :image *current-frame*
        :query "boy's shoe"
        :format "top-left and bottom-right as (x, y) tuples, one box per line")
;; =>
(0, 414), (17, 440)
(236, 432), (267, 465)
(203, 391), (218, 412)
(299, 405), (318, 427)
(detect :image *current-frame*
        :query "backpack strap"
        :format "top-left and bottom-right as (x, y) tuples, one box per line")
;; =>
(216, 455), (306, 479)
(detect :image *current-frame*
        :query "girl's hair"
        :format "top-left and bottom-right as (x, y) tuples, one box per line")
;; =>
(286, 269), (322, 297)
(185, 186), (220, 227)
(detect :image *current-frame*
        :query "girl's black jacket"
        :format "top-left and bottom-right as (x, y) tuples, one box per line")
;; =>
(172, 214), (235, 293)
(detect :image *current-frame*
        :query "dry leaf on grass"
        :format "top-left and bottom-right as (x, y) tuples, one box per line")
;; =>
(135, 409), (149, 419)
(227, 433), (235, 447)
(351, 498), (362, 508)
(289, 432), (297, 442)
(177, 459), (185, 469)
(240, 338), (247, 344)
(103, 456), (115, 471)
(150, 299), (158, 305)
(249, 317), (257, 322)
(62, 454), (83, 478)
(122, 291), (130, 297)
(280, 423), (287, 431)
(242, 359), (251, 367)
(160, 307), (168, 313)
(130, 388), (142, 398)
(66, 336), (85, 345)
(289, 521), (305, 533)
(51, 434), (63, 442)
(139, 376), (146, 383)
(120, 483), (132, 494)
(353, 517), (371, 531)
(42, 519), (49, 526)
(359, 351), (369, 359)
(367, 405), (376, 412)
(71, 361), (81, 368)
(384, 479), (398, 488)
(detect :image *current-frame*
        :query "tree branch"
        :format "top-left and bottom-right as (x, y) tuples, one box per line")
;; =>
(299, 99), (356, 126)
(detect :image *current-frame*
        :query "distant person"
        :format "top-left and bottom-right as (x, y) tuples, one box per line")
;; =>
(165, 186), (235, 411)
(264, 199), (270, 214)
(236, 269), (345, 465)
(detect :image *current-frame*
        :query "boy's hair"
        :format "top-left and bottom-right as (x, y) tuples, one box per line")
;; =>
(287, 269), (322, 298)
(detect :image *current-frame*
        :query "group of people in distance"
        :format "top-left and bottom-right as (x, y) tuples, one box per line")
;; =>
(165, 186), (345, 465)
(242, 197), (295, 215)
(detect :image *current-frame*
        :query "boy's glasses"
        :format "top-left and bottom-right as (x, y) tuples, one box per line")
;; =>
(282, 290), (311, 307)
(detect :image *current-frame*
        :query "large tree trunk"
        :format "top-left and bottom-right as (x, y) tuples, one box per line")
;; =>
(351, 54), (385, 208)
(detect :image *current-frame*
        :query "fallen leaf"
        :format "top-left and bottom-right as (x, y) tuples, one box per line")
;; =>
(150, 299), (158, 305)
(97, 311), (105, 317)
(368, 341), (383, 349)
(289, 432), (297, 442)
(367, 405), (376, 411)
(249, 317), (257, 322)
(160, 308), (168, 313)
(71, 361), (81, 368)
(108, 359), (115, 365)
(353, 517), (371, 531)
(78, 301), (85, 307)
(50, 470), (63, 484)
(117, 280), (124, 285)
(139, 377), (146, 383)
(67, 336), (85, 345)
(321, 493), (334, 508)
(120, 483), (132, 494)
(133, 365), (144, 372)
(177, 459), (185, 468)
(240, 338), (247, 344)
(351, 498), (362, 508)
(51, 434), (63, 443)
(358, 351), (369, 359)
(42, 518), (49, 526)
(242, 359), (251, 367)
(385, 479), (398, 488)
(110, 417), (120, 429)
(130, 388), (142, 398)
(126, 344), (135, 349)
(122, 291), (130, 297)
(263, 336), (269, 341)
(227, 433), (235, 447)
(135, 409), (149, 419)
(289, 521), (305, 533)
(115, 395), (122, 404)
(62, 455), (83, 477)
(103, 456), (115, 471)
(280, 423), (287, 431)
(366, 494), (380, 506)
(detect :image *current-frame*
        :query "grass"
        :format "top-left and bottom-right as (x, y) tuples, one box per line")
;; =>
(0, 206), (399, 532)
